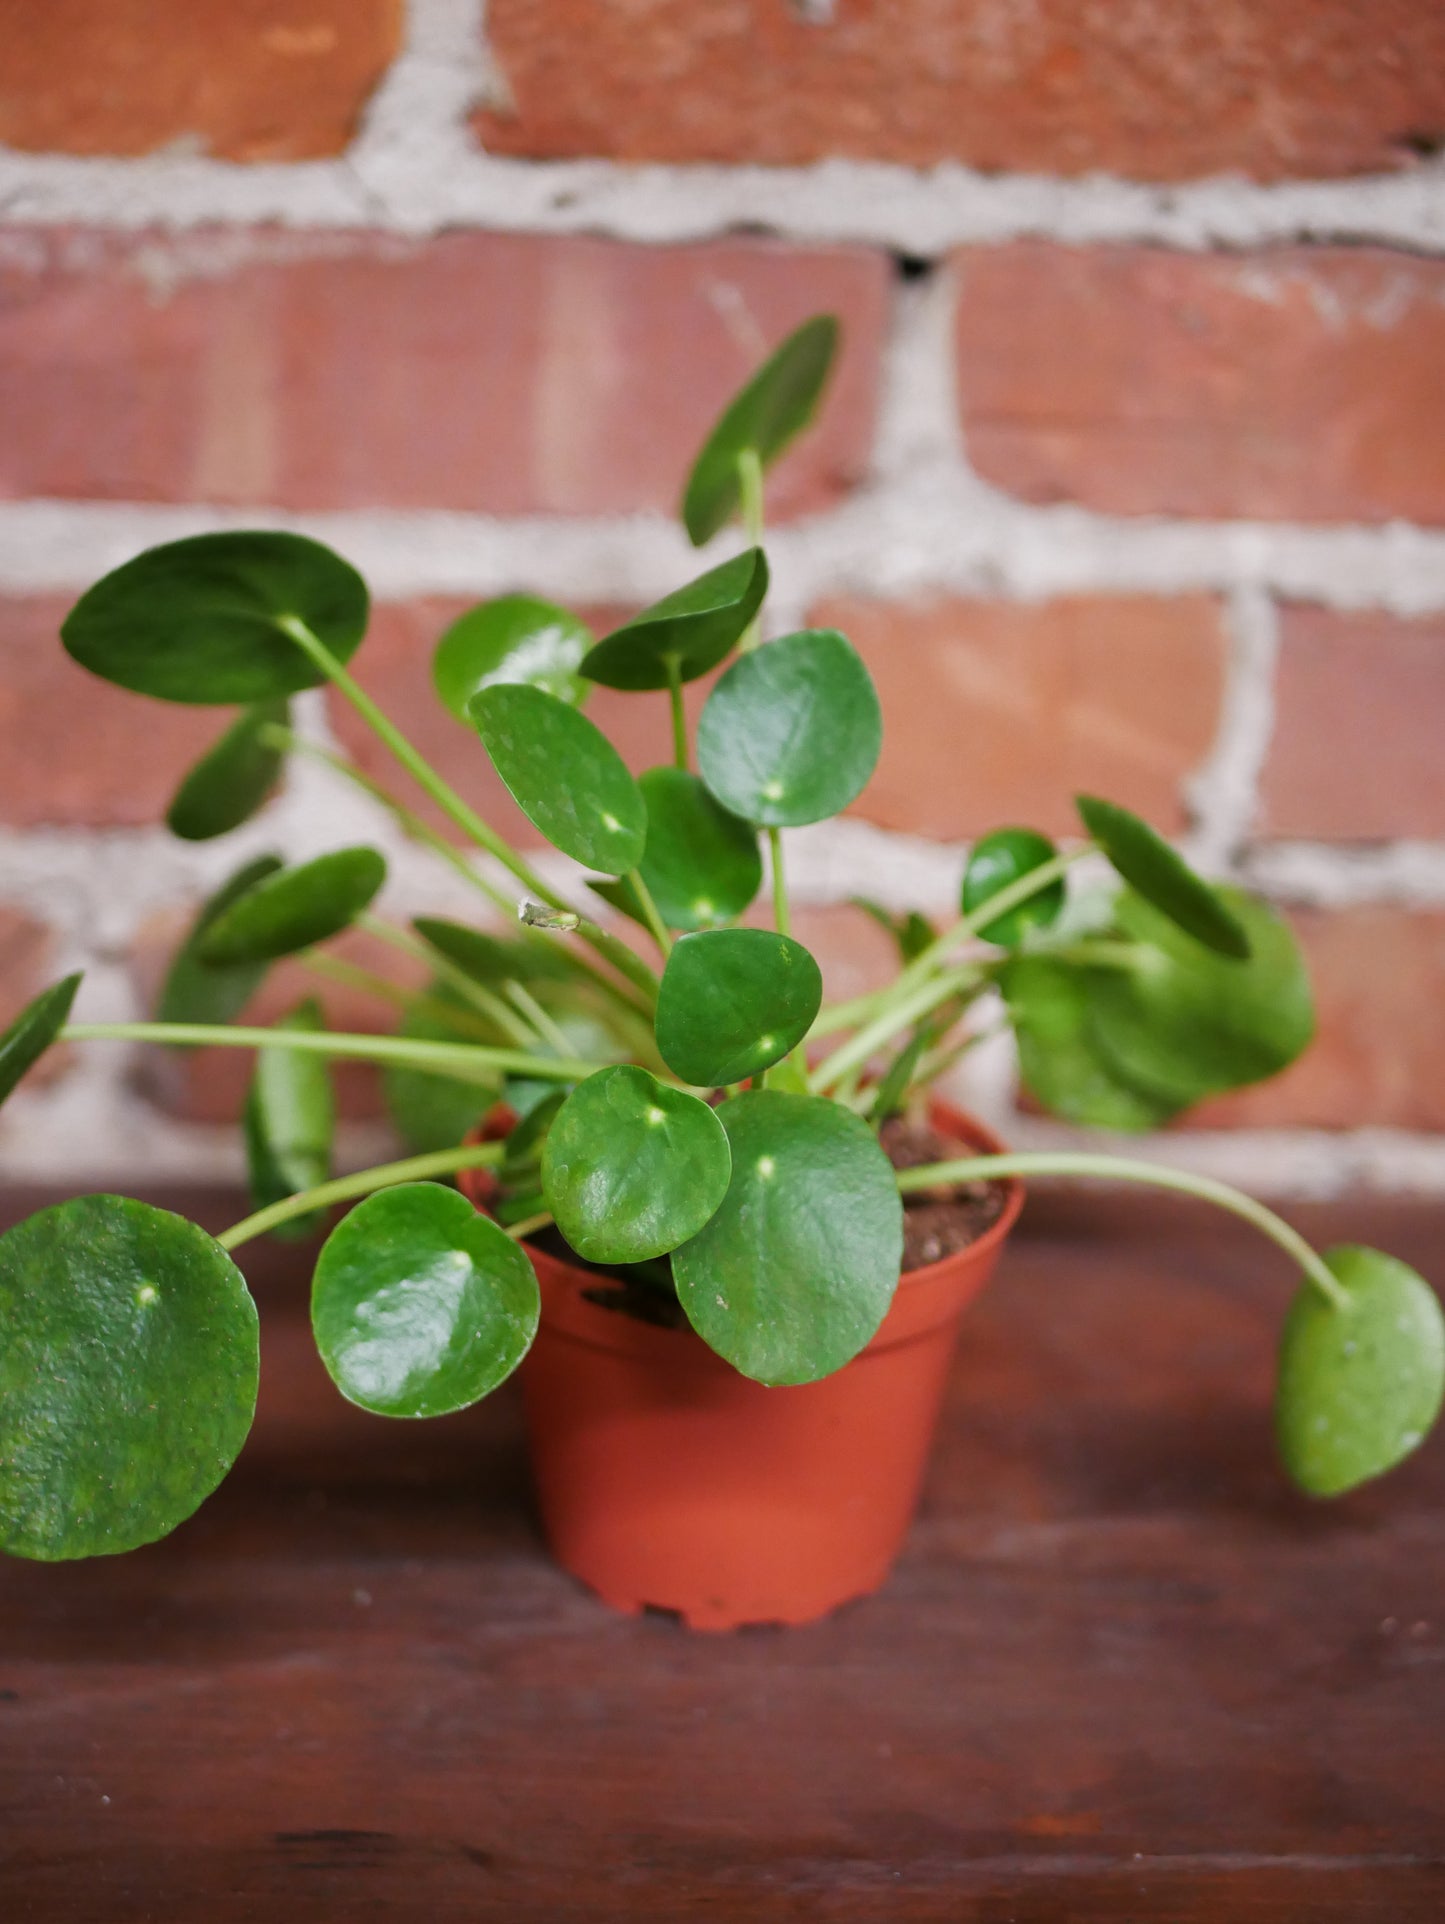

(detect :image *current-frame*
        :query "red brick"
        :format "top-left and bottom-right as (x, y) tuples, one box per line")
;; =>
(1261, 606), (1445, 841)
(954, 246), (1445, 525)
(476, 0), (1445, 183)
(0, 595), (231, 828)
(0, 229), (887, 518)
(128, 920), (434, 1125)
(0, 906), (66, 1091)
(0, 0), (401, 161)
(809, 593), (1226, 842)
(1186, 909), (1445, 1133)
(328, 597), (739, 851)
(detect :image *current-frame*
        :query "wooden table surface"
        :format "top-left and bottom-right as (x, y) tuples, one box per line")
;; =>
(2, 1184), (1443, 1921)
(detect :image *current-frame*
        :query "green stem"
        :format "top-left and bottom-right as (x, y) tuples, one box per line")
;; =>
(628, 870), (674, 959)
(359, 914), (541, 1051)
(895, 1151), (1351, 1312)
(504, 980), (575, 1058)
(768, 827), (790, 938)
(297, 951), (502, 1046)
(63, 1022), (599, 1086)
(217, 1141), (506, 1252)
(898, 848), (1091, 993)
(518, 902), (660, 1002)
(504, 1210), (553, 1242)
(665, 655), (688, 770)
(809, 966), (980, 1095)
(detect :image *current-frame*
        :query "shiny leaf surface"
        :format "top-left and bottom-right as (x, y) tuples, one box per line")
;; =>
(655, 928), (822, 1087)
(432, 594), (593, 719)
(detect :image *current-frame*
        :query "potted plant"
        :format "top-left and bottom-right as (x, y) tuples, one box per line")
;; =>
(1, 318), (1440, 1629)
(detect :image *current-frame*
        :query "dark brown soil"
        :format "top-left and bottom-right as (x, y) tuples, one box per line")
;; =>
(880, 1115), (1011, 1273)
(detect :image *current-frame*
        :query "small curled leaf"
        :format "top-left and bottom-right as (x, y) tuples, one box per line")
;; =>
(155, 855), (285, 1028)
(243, 999), (335, 1240)
(1077, 795), (1250, 960)
(0, 971), (81, 1110)
(196, 847), (387, 965)
(165, 699), (289, 841)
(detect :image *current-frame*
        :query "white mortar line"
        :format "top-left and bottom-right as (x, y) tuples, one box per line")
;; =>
(1182, 585), (1279, 869)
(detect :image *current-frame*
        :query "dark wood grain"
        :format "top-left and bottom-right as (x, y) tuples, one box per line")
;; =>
(2, 1185), (1443, 1921)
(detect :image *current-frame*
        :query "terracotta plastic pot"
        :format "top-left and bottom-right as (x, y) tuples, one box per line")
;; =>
(466, 1102), (1022, 1630)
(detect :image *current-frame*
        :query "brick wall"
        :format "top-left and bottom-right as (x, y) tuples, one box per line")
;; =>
(2, 0), (1444, 1195)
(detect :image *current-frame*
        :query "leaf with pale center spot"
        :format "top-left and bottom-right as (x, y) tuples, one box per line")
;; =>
(580, 549), (768, 691)
(672, 1091), (903, 1385)
(433, 594), (593, 719)
(470, 683), (646, 874)
(633, 767), (762, 930)
(696, 629), (881, 828)
(165, 699), (289, 841)
(155, 855), (285, 1028)
(196, 846), (387, 965)
(682, 316), (839, 545)
(655, 928), (822, 1087)
(312, 1184), (540, 1418)
(541, 1065), (731, 1263)
(61, 531), (368, 705)
(1077, 795), (1250, 960)
(0, 1195), (258, 1559)
(0, 971), (81, 1111)
(1276, 1246), (1445, 1496)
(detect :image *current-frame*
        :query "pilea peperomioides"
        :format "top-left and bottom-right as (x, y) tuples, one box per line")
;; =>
(2, 317), (1440, 1562)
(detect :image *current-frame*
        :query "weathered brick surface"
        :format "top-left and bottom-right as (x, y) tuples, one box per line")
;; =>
(1260, 606), (1445, 841)
(0, 229), (887, 518)
(1185, 909), (1445, 1133)
(810, 592), (1226, 841)
(954, 246), (1445, 525)
(0, 596), (229, 828)
(0, 906), (65, 1091)
(0, 0), (401, 161)
(128, 922), (429, 1125)
(476, 0), (1445, 183)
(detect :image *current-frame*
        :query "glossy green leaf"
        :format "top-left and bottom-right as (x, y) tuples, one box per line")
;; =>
(61, 532), (368, 705)
(1089, 890), (1314, 1105)
(672, 1091), (903, 1385)
(382, 993), (501, 1155)
(311, 1183), (540, 1417)
(470, 683), (646, 874)
(696, 629), (881, 828)
(0, 971), (81, 1110)
(196, 846), (387, 965)
(655, 928), (822, 1087)
(580, 549), (769, 691)
(164, 699), (289, 841)
(682, 316), (839, 546)
(634, 767), (762, 930)
(155, 855), (284, 1027)
(541, 1065), (731, 1263)
(1001, 956), (1181, 1133)
(1077, 795), (1250, 959)
(850, 898), (936, 965)
(0, 1195), (258, 1559)
(963, 827), (1065, 946)
(1276, 1246), (1445, 1496)
(433, 594), (593, 720)
(243, 1000), (335, 1240)
(411, 916), (572, 985)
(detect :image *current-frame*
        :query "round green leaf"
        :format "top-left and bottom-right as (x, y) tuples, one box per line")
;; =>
(1077, 795), (1250, 960)
(165, 698), (289, 841)
(673, 1091), (903, 1385)
(243, 999), (335, 1240)
(195, 846), (387, 965)
(412, 916), (572, 985)
(155, 855), (284, 1027)
(580, 549), (769, 691)
(655, 928), (823, 1087)
(682, 316), (839, 546)
(311, 1183), (540, 1418)
(1276, 1246), (1445, 1497)
(470, 683), (646, 874)
(432, 594), (593, 721)
(1000, 956), (1181, 1133)
(1088, 889), (1314, 1106)
(0, 1195), (259, 1559)
(963, 827), (1065, 947)
(696, 628), (881, 828)
(541, 1065), (731, 1263)
(0, 971), (81, 1110)
(635, 767), (762, 930)
(382, 992), (500, 1155)
(61, 532), (368, 705)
